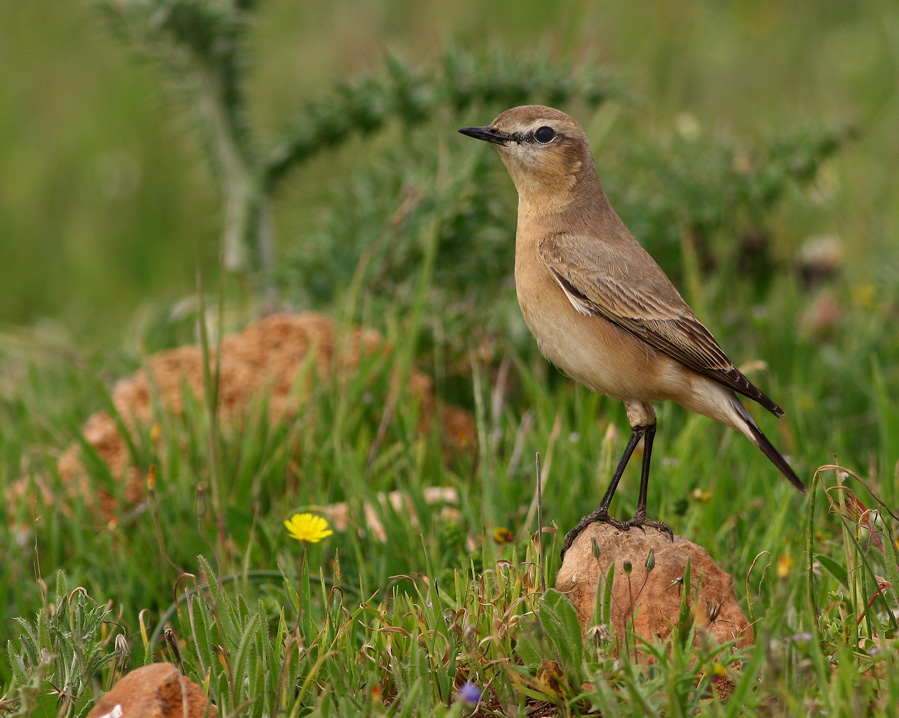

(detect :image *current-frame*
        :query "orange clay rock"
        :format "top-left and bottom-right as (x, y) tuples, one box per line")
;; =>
(21, 313), (474, 518)
(556, 523), (753, 656)
(87, 663), (216, 718)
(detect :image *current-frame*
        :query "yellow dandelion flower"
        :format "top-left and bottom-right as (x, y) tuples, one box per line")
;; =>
(708, 661), (728, 683)
(493, 527), (514, 544)
(691, 488), (712, 503)
(776, 554), (795, 579)
(284, 513), (333, 544)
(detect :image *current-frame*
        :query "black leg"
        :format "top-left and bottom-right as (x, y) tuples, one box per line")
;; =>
(594, 425), (646, 516)
(633, 423), (655, 518)
(561, 422), (670, 557)
(561, 424), (648, 555)
(628, 424), (673, 539)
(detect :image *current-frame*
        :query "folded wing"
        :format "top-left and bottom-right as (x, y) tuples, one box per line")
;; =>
(539, 233), (784, 416)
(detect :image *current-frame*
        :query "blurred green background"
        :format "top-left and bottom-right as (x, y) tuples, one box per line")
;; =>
(2, 0), (896, 347)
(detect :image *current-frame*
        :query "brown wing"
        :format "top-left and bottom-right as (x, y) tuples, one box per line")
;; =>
(539, 233), (784, 416)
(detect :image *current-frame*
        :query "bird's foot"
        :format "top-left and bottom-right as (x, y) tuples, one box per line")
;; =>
(561, 510), (673, 558)
(623, 511), (674, 540)
(561, 509), (618, 557)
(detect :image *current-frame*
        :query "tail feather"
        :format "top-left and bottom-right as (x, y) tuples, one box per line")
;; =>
(733, 401), (806, 494)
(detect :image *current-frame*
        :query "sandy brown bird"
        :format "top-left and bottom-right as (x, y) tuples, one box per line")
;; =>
(459, 105), (806, 554)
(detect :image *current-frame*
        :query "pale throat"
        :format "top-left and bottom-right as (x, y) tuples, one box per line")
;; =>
(514, 175), (582, 225)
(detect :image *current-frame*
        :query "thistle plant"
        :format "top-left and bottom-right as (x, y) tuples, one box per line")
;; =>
(99, 0), (628, 281)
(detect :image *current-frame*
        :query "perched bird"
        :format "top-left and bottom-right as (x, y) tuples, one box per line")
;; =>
(459, 105), (806, 554)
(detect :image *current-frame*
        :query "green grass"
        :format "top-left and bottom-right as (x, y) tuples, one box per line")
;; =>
(3, 274), (899, 715)
(3, 0), (899, 715)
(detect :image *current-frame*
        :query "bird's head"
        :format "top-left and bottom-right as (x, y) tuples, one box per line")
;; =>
(459, 105), (595, 200)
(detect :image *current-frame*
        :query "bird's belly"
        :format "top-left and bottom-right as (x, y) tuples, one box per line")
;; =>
(517, 280), (677, 403)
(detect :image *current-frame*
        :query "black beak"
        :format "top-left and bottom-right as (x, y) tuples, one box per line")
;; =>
(458, 125), (509, 146)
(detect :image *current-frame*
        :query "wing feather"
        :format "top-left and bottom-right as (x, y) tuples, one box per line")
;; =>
(539, 233), (784, 415)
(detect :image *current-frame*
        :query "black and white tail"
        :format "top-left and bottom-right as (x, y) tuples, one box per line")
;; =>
(732, 399), (806, 494)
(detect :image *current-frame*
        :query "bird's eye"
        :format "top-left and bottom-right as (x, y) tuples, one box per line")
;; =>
(534, 126), (556, 143)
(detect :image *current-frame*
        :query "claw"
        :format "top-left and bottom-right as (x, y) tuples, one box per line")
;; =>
(625, 516), (673, 539)
(562, 512), (673, 558)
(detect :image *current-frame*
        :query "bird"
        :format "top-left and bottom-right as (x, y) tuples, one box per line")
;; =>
(458, 105), (806, 555)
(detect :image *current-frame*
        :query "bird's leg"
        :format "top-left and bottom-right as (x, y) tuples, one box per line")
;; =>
(561, 421), (674, 556)
(561, 424), (648, 555)
(623, 424), (673, 539)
